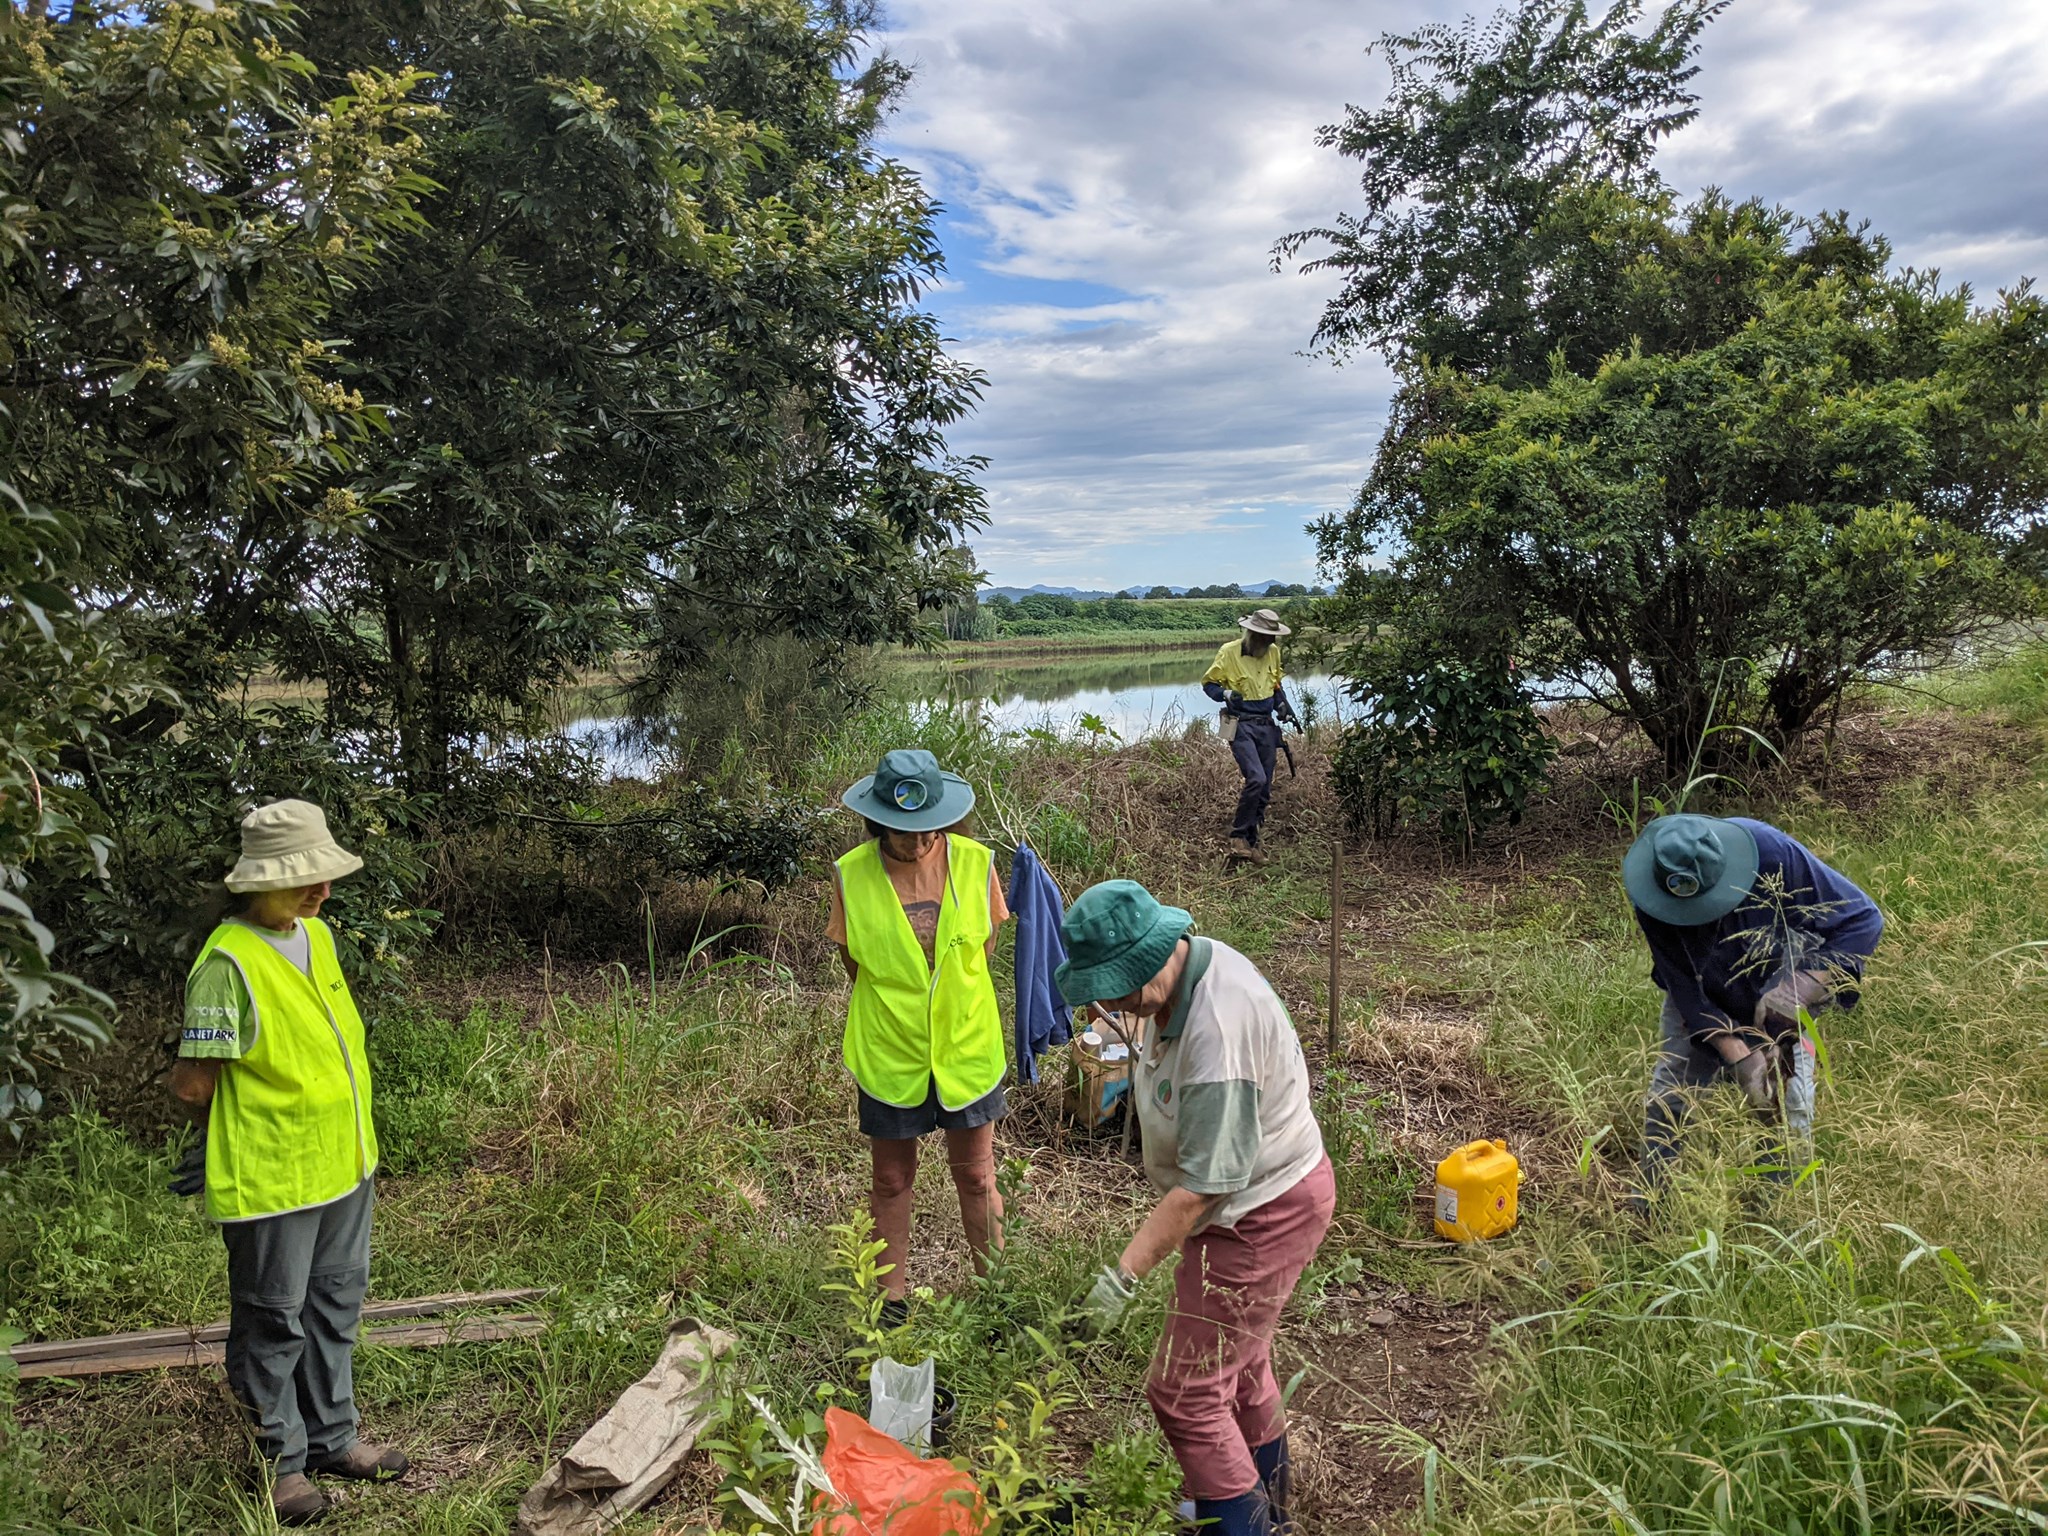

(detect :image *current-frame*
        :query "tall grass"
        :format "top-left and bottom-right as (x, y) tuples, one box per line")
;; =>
(0, 956), (1189, 1531)
(1413, 642), (2048, 1532)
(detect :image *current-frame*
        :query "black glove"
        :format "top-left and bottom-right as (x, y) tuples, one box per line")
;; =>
(1223, 691), (1244, 713)
(168, 1130), (207, 1197)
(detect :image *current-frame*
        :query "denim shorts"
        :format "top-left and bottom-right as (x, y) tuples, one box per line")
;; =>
(857, 1076), (1007, 1140)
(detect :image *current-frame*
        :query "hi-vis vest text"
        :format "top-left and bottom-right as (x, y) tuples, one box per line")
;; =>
(191, 918), (378, 1222)
(839, 836), (1005, 1110)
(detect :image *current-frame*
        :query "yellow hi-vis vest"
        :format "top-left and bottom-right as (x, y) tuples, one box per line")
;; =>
(839, 835), (1005, 1110)
(191, 918), (379, 1222)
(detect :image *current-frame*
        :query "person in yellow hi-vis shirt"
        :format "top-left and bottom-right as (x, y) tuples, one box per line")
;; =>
(1202, 608), (1299, 865)
(168, 801), (409, 1527)
(827, 750), (1011, 1324)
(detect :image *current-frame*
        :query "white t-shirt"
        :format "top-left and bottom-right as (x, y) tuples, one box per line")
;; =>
(1133, 938), (1324, 1232)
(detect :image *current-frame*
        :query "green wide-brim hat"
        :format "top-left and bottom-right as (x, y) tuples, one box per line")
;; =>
(1055, 879), (1194, 1007)
(1623, 813), (1759, 926)
(841, 748), (975, 832)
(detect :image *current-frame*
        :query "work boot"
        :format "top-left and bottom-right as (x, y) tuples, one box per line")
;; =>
(306, 1441), (410, 1482)
(1253, 1433), (1294, 1532)
(1244, 840), (1270, 867)
(1226, 837), (1256, 864)
(1189, 1487), (1276, 1535)
(271, 1472), (328, 1526)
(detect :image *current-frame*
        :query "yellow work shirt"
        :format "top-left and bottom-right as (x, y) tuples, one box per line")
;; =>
(1203, 638), (1284, 702)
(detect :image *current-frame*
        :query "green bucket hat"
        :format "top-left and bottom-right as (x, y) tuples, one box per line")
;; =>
(1623, 814), (1760, 926)
(1055, 880), (1194, 1007)
(841, 749), (975, 833)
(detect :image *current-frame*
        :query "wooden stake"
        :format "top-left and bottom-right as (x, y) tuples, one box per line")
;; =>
(1329, 836), (1344, 1056)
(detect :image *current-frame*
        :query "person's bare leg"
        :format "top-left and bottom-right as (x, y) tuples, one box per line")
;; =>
(944, 1123), (1004, 1274)
(870, 1137), (920, 1300)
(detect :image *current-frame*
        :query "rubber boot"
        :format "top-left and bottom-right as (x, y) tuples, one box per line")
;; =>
(1190, 1488), (1275, 1535)
(1253, 1434), (1293, 1533)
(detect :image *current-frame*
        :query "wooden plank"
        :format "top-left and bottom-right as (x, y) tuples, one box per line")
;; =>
(10, 1288), (548, 1366)
(16, 1315), (546, 1381)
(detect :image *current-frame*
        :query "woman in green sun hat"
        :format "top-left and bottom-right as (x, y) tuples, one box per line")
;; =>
(827, 749), (1011, 1316)
(1622, 813), (1884, 1205)
(1055, 879), (1331, 1536)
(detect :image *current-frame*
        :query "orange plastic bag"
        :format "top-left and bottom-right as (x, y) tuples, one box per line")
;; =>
(810, 1406), (986, 1536)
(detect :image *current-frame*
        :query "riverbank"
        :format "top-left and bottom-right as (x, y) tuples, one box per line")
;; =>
(881, 631), (1236, 663)
(6, 649), (2047, 1532)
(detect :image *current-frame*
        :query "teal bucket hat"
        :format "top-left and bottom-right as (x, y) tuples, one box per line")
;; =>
(1055, 880), (1194, 1007)
(841, 749), (975, 833)
(1623, 814), (1760, 926)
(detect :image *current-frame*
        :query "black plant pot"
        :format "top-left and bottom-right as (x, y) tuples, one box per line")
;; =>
(928, 1384), (956, 1453)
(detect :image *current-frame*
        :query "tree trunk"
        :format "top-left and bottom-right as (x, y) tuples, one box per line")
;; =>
(387, 601), (433, 795)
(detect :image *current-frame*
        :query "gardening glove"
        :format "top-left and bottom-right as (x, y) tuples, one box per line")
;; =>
(1223, 691), (1245, 714)
(168, 1130), (207, 1197)
(1731, 1048), (1780, 1121)
(1755, 969), (1833, 1034)
(1067, 1265), (1138, 1340)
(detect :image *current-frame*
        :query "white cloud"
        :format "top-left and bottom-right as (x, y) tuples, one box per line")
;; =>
(876, 0), (2048, 589)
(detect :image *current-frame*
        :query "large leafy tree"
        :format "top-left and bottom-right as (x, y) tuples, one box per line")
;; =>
(269, 0), (986, 791)
(1282, 0), (2048, 772)
(0, 0), (428, 1129)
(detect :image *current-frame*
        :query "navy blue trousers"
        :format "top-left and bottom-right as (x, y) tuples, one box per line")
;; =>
(1230, 715), (1281, 843)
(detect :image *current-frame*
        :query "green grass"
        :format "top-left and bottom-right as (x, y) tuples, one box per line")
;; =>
(1402, 642), (2048, 1532)
(8, 644), (2047, 1533)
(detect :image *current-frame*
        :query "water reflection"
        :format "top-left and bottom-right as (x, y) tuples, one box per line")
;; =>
(898, 647), (1346, 741)
(560, 646), (1352, 776)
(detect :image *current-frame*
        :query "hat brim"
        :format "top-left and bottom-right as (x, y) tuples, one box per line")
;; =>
(1055, 906), (1194, 1007)
(841, 771), (976, 832)
(225, 843), (365, 893)
(1623, 818), (1759, 926)
(1239, 617), (1291, 637)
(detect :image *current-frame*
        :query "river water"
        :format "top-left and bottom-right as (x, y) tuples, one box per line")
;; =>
(563, 645), (1351, 775)
(903, 647), (1346, 740)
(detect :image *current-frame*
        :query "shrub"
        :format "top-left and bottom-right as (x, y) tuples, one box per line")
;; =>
(1331, 652), (1553, 850)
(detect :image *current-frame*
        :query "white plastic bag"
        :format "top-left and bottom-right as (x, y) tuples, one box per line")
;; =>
(868, 1354), (936, 1451)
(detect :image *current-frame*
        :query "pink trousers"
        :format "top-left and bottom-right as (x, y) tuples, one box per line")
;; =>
(1145, 1155), (1337, 1500)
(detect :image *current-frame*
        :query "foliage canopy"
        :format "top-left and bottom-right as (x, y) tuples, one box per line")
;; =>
(0, 0), (985, 1122)
(1283, 0), (2048, 776)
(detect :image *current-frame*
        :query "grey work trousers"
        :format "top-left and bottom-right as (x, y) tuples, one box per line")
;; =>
(1642, 998), (1816, 1190)
(220, 1178), (374, 1473)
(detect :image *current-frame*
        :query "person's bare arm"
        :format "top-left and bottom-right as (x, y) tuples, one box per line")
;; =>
(169, 1058), (223, 1111)
(1118, 1186), (1222, 1281)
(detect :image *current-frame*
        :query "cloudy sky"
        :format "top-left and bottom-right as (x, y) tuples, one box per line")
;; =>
(871, 0), (2048, 592)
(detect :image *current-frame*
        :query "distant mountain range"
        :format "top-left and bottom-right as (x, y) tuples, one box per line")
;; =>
(983, 580), (1299, 601)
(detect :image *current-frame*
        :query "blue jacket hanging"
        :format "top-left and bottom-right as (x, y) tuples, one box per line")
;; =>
(1007, 844), (1072, 1083)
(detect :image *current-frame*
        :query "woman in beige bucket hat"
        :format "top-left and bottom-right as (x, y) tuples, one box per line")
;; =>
(167, 800), (410, 1525)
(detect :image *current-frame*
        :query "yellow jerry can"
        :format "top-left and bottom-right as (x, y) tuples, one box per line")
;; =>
(1433, 1139), (1522, 1242)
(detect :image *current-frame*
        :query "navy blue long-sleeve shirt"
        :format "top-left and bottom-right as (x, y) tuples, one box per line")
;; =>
(1635, 818), (1884, 1043)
